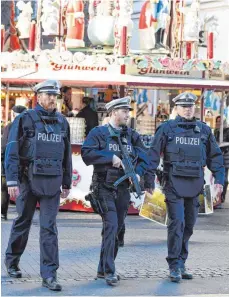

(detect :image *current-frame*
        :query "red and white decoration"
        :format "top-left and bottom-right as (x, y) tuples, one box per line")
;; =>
(65, 0), (85, 48)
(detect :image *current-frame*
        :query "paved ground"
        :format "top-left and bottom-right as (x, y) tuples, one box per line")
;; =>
(1, 196), (229, 296)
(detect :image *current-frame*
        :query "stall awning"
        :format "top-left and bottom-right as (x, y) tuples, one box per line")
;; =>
(125, 75), (229, 90)
(1, 70), (127, 87)
(2, 71), (229, 90)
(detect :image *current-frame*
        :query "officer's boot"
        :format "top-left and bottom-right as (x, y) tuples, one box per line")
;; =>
(169, 268), (181, 283)
(105, 273), (120, 286)
(97, 271), (120, 280)
(1, 213), (7, 220)
(5, 260), (22, 278)
(180, 267), (193, 279)
(42, 277), (62, 291)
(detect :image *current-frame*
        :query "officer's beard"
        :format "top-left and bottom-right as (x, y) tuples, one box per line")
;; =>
(41, 102), (57, 112)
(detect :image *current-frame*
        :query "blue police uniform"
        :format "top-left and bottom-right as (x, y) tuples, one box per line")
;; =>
(145, 92), (224, 280)
(4, 81), (72, 283)
(81, 97), (148, 284)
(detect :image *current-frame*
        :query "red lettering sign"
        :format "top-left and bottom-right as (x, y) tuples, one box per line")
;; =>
(50, 62), (107, 72)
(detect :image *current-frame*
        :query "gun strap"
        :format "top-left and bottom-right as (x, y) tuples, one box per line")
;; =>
(113, 173), (132, 187)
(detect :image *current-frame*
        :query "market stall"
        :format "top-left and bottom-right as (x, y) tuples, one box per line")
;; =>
(2, 55), (228, 213)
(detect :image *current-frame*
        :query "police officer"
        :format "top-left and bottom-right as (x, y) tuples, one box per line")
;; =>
(145, 92), (224, 283)
(4, 80), (72, 291)
(81, 97), (148, 286)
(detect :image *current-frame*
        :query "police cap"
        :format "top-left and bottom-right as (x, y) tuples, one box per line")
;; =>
(172, 92), (197, 107)
(105, 96), (133, 113)
(33, 80), (61, 95)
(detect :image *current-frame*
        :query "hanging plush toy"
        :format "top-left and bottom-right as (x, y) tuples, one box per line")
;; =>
(204, 90), (212, 109)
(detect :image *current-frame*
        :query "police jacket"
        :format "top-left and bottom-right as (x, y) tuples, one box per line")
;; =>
(145, 116), (224, 197)
(76, 105), (99, 136)
(81, 124), (148, 177)
(4, 104), (72, 192)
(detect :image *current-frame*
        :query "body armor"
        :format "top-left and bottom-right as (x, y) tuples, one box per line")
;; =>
(93, 125), (136, 173)
(20, 110), (66, 197)
(163, 120), (206, 197)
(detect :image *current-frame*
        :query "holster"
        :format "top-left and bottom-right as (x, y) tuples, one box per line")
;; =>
(85, 192), (106, 215)
(87, 180), (109, 215)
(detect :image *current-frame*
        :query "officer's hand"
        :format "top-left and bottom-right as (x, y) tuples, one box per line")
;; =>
(112, 155), (122, 168)
(8, 186), (20, 198)
(215, 184), (223, 196)
(61, 189), (70, 199)
(145, 188), (154, 195)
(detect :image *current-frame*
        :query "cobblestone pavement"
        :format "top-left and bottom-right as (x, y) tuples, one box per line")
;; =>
(1, 198), (229, 295)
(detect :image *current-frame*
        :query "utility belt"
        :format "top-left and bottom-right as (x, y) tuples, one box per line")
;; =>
(88, 168), (129, 215)
(93, 168), (129, 188)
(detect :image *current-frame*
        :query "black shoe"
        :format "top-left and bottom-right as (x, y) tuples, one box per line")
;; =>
(42, 277), (62, 291)
(97, 272), (120, 280)
(6, 264), (22, 278)
(105, 273), (119, 286)
(118, 240), (124, 247)
(180, 267), (193, 279)
(96, 272), (105, 279)
(1, 214), (7, 220)
(169, 268), (181, 283)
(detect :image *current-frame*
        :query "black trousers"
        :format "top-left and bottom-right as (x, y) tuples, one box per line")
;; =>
(1, 176), (10, 216)
(5, 178), (60, 279)
(165, 189), (199, 270)
(97, 183), (130, 275)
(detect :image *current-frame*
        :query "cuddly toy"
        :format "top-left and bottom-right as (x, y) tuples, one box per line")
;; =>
(16, 1), (33, 39)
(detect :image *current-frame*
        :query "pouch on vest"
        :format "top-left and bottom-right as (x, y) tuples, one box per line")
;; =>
(172, 162), (201, 178)
(28, 161), (63, 197)
(106, 168), (124, 184)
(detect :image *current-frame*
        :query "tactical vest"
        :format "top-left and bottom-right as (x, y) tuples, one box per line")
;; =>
(20, 110), (66, 197)
(163, 120), (207, 198)
(93, 125), (136, 173)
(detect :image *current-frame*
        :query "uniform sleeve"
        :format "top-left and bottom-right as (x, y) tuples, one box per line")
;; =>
(206, 127), (225, 185)
(62, 119), (73, 189)
(144, 124), (167, 189)
(131, 130), (149, 177)
(81, 127), (114, 166)
(4, 116), (22, 187)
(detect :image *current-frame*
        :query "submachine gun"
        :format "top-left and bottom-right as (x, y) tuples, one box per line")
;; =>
(108, 125), (143, 199)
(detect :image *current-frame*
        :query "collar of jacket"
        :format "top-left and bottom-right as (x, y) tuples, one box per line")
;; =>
(35, 104), (57, 116)
(175, 115), (197, 123)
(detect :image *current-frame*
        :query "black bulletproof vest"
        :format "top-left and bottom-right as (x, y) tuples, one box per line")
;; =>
(20, 110), (66, 197)
(164, 121), (205, 198)
(93, 125), (136, 173)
